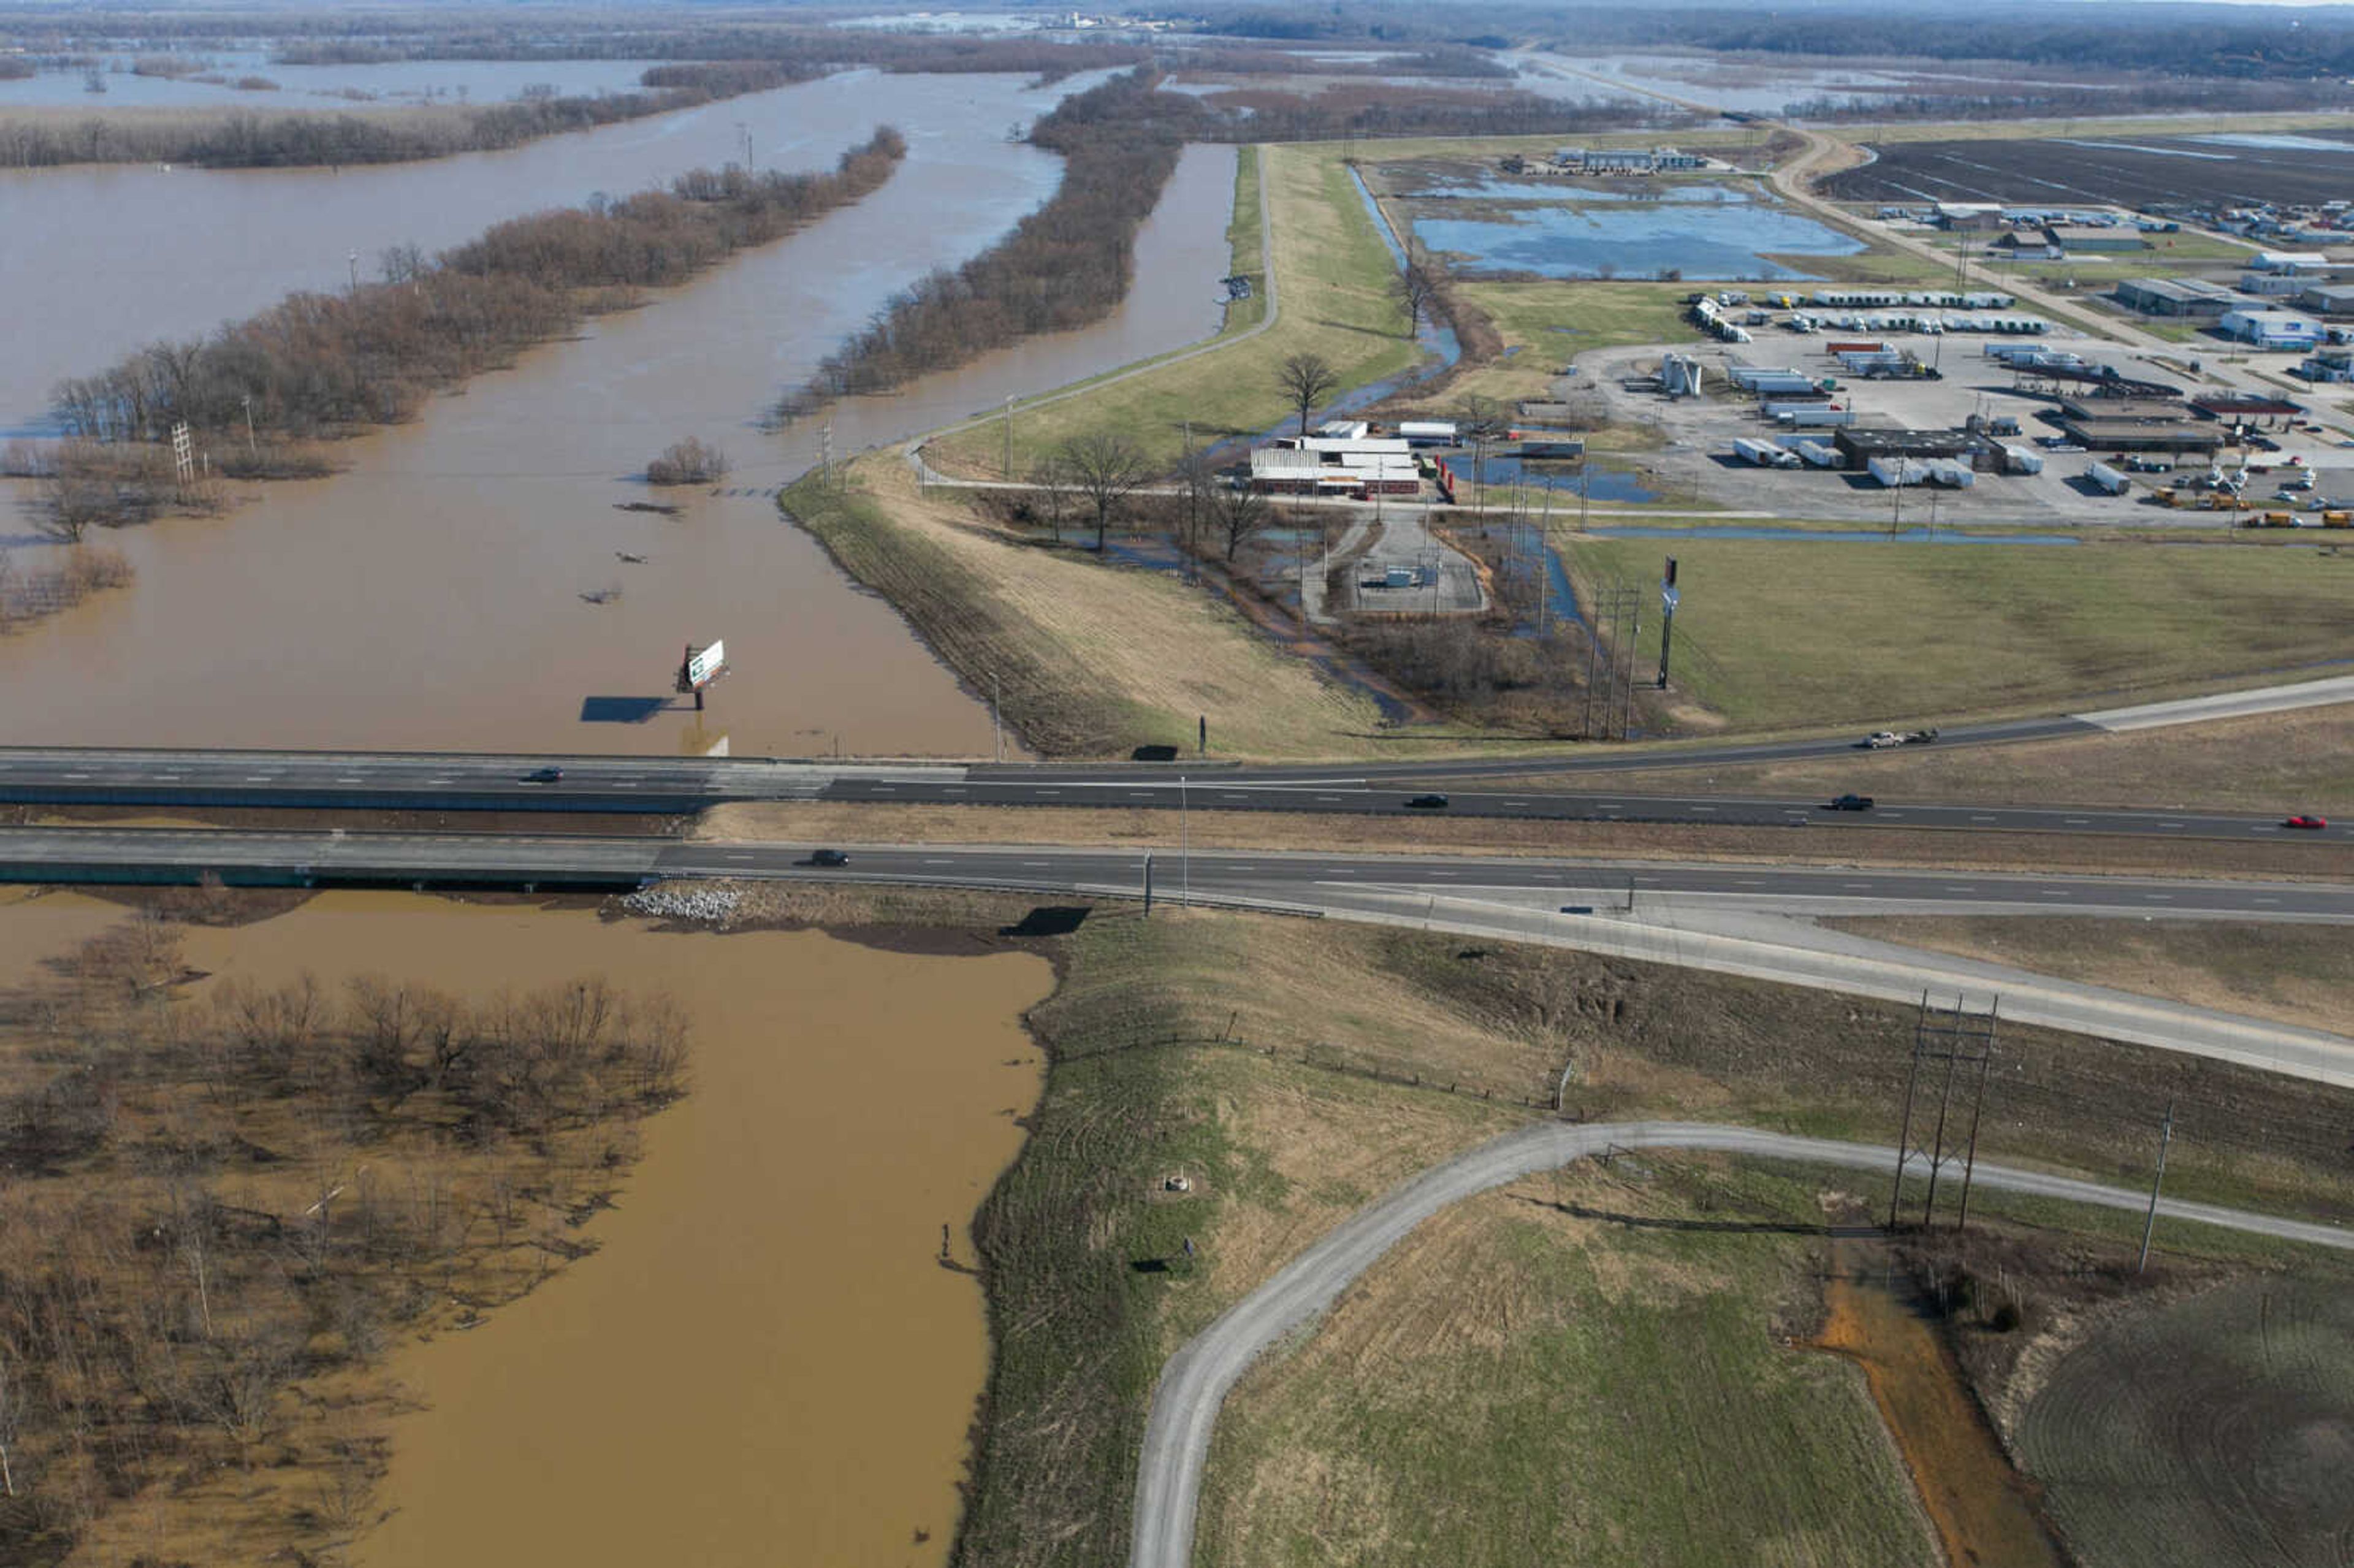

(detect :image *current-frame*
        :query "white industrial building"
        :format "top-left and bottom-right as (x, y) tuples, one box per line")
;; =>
(2220, 308), (2323, 350)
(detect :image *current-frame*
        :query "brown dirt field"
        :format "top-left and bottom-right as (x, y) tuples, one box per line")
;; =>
(696, 799), (2354, 881)
(1823, 916), (2354, 1037)
(1444, 704), (2354, 815)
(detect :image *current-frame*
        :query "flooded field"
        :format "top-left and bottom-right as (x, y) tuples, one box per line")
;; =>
(162, 891), (1054, 1568)
(1403, 180), (1864, 282)
(0, 53), (665, 111)
(0, 85), (1235, 757)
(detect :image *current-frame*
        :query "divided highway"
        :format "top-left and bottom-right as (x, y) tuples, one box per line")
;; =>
(3, 828), (2350, 918)
(0, 746), (2340, 842)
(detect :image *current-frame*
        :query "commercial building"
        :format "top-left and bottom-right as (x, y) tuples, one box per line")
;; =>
(1934, 202), (2006, 232)
(2220, 308), (2323, 350)
(2298, 283), (2354, 316)
(1833, 427), (1991, 470)
(2044, 224), (2149, 254)
(2188, 395), (2303, 428)
(1549, 146), (1704, 175)
(2113, 277), (2238, 318)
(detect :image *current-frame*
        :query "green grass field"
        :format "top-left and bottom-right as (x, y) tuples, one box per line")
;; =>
(1196, 1162), (1935, 1568)
(1563, 536), (2354, 729)
(932, 142), (1419, 473)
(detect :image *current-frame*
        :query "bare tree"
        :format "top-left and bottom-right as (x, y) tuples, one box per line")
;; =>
(0, 1328), (25, 1499)
(1057, 432), (1152, 552)
(1276, 352), (1338, 438)
(1392, 243), (1438, 337)
(1027, 454), (1073, 544)
(1175, 438), (1217, 573)
(646, 437), (729, 486)
(1215, 482), (1270, 563)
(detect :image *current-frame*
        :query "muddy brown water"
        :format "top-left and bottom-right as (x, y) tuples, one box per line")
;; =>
(0, 80), (1233, 758)
(164, 891), (1053, 1568)
(1816, 1243), (2068, 1568)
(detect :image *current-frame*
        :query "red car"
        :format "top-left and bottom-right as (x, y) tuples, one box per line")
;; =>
(2285, 815), (2328, 831)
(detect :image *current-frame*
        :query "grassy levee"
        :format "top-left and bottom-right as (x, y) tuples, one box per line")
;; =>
(1563, 536), (2354, 731)
(954, 900), (2354, 1568)
(931, 140), (1419, 474)
(779, 457), (1382, 758)
(1196, 1165), (1938, 1568)
(1220, 145), (1267, 337)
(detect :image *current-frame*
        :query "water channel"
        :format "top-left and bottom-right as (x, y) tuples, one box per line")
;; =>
(165, 891), (1055, 1568)
(0, 76), (1237, 756)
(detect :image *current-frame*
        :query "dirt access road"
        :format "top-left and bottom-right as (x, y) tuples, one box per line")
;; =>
(1127, 1118), (2354, 1568)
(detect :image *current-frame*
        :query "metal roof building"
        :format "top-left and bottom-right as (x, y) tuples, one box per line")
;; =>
(2114, 277), (2238, 318)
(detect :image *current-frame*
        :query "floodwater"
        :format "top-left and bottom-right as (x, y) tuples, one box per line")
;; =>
(0, 85), (1236, 757)
(169, 891), (1054, 1568)
(1815, 1246), (2068, 1568)
(0, 886), (125, 983)
(0, 55), (665, 112)
(1408, 183), (1864, 283)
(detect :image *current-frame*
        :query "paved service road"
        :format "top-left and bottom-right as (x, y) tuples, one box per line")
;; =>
(1, 745), (2345, 843)
(1129, 1119), (2354, 1568)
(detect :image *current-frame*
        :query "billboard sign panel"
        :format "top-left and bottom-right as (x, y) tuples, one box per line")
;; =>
(684, 639), (726, 690)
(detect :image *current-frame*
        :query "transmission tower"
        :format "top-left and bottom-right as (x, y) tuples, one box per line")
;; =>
(1888, 992), (2001, 1231)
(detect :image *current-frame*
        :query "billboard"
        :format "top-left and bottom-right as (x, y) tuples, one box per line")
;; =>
(680, 639), (726, 691)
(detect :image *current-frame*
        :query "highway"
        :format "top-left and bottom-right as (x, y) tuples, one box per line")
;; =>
(1127, 1119), (2354, 1568)
(3, 828), (2351, 918)
(0, 744), (2342, 843)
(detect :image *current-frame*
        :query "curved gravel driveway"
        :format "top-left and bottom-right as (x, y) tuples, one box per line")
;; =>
(1128, 1118), (2354, 1568)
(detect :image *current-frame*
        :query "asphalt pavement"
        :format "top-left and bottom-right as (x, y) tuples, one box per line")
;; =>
(1128, 1119), (2354, 1568)
(0, 744), (2342, 842)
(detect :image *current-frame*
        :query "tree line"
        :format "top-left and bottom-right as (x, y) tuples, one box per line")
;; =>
(49, 128), (905, 448)
(0, 60), (807, 170)
(777, 70), (1201, 418)
(1187, 82), (1683, 143)
(0, 914), (690, 1559)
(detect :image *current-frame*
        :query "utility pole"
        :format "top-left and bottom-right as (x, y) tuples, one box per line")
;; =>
(821, 421), (834, 491)
(2138, 1098), (2174, 1273)
(240, 394), (258, 459)
(1142, 852), (1154, 915)
(1003, 396), (1015, 479)
(991, 671), (1003, 763)
(1179, 774), (1190, 906)
(347, 249), (359, 293)
(1656, 555), (1679, 690)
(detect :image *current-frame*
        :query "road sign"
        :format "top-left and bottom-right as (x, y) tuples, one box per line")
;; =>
(682, 639), (726, 690)
(1661, 585), (1680, 612)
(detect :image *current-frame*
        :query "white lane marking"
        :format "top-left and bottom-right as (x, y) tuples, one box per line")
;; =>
(1316, 794), (1343, 802)
(338, 777), (365, 784)
(1324, 868), (1357, 876)
(725, 853), (755, 862)
(243, 775), (275, 782)
(2158, 820), (2185, 829)
(2144, 894), (2173, 902)
(2040, 889), (2070, 897)
(1598, 804), (1623, 810)
(613, 783), (640, 790)
(2063, 817), (2090, 826)
(923, 858), (952, 865)
(1038, 790), (1062, 796)
(1021, 860), (1050, 867)
(2253, 896), (2280, 905)
(1737, 879), (1765, 888)
(1970, 815), (1996, 823)
(63, 772), (91, 778)
(1843, 882), (1870, 890)
(1944, 885), (1978, 893)
(871, 785), (896, 792)
(1430, 870), (1457, 878)
(1693, 804), (1716, 813)
(943, 786), (967, 793)
(1878, 810), (1906, 818)
(1130, 792), (1154, 798)
(1504, 798), (1529, 806)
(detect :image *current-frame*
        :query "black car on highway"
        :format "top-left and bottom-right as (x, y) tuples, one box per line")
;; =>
(1405, 794), (1451, 810)
(809, 848), (851, 866)
(1825, 794), (1875, 812)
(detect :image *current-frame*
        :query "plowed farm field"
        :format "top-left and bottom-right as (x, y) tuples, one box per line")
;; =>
(2016, 1276), (2354, 1568)
(1825, 132), (2354, 210)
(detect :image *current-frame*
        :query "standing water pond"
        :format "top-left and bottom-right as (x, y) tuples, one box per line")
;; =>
(1382, 168), (1864, 281)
